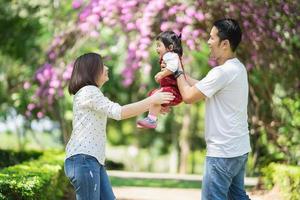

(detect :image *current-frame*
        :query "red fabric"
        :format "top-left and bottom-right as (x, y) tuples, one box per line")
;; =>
(148, 55), (183, 107)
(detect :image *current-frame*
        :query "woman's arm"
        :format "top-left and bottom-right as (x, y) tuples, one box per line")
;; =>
(121, 90), (174, 119)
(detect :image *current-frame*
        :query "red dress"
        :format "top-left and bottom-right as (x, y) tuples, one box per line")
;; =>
(148, 58), (183, 107)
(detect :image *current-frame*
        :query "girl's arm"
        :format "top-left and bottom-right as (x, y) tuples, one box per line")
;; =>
(154, 68), (173, 82)
(121, 90), (174, 119)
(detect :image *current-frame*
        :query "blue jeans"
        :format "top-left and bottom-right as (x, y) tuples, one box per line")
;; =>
(201, 153), (250, 200)
(64, 154), (116, 200)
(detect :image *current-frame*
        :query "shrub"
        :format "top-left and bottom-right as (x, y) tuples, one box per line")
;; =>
(0, 149), (42, 169)
(262, 163), (300, 200)
(0, 150), (69, 200)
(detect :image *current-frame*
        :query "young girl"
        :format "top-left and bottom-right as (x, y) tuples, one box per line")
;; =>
(137, 31), (184, 129)
(64, 53), (174, 200)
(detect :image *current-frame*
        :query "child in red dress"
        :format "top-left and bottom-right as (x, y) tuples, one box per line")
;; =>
(137, 31), (183, 129)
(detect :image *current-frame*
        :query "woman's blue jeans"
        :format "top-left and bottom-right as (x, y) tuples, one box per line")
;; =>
(64, 154), (116, 200)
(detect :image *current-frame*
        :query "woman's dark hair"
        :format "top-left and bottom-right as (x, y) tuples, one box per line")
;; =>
(68, 53), (104, 95)
(213, 18), (242, 52)
(156, 31), (183, 57)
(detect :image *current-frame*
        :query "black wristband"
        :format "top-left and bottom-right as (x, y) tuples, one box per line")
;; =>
(174, 70), (184, 79)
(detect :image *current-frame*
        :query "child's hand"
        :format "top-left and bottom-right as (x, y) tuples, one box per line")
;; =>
(160, 61), (166, 69)
(154, 72), (163, 83)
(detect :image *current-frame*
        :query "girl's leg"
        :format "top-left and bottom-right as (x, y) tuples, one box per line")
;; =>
(137, 104), (161, 129)
(148, 104), (161, 120)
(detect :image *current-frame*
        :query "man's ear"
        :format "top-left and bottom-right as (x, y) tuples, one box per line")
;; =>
(222, 40), (230, 49)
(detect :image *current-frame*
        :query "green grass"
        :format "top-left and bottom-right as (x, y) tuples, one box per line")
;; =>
(110, 177), (255, 189)
(110, 177), (201, 188)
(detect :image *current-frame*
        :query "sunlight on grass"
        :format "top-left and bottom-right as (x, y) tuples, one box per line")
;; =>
(111, 177), (201, 189)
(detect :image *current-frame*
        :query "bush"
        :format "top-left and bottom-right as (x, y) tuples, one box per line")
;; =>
(0, 150), (69, 200)
(0, 149), (42, 169)
(262, 163), (300, 200)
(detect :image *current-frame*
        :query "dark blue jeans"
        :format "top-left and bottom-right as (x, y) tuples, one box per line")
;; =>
(64, 154), (115, 200)
(201, 153), (250, 200)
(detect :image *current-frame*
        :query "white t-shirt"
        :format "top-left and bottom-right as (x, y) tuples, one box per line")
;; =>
(65, 85), (122, 165)
(196, 58), (251, 158)
(163, 52), (180, 72)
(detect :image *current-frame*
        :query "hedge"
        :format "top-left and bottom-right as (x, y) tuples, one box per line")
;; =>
(0, 150), (69, 200)
(0, 149), (42, 169)
(262, 163), (300, 200)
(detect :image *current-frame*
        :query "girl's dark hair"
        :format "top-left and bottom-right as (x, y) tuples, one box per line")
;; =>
(156, 31), (183, 57)
(68, 53), (104, 95)
(213, 18), (242, 52)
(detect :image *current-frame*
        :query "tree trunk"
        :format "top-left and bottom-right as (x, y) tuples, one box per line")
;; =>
(169, 120), (179, 173)
(179, 106), (191, 174)
(54, 100), (72, 146)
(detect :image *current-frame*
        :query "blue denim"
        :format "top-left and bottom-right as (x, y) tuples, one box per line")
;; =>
(64, 154), (115, 200)
(201, 153), (250, 200)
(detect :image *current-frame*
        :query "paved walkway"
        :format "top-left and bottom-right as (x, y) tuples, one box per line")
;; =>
(113, 186), (266, 200)
(109, 171), (263, 200)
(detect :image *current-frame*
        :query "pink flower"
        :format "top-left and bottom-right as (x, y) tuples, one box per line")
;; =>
(48, 51), (56, 60)
(49, 88), (55, 95)
(186, 7), (196, 17)
(168, 6), (178, 15)
(195, 12), (205, 21)
(79, 22), (90, 32)
(126, 23), (136, 31)
(27, 103), (35, 111)
(23, 81), (31, 90)
(160, 22), (170, 31)
(87, 14), (100, 26)
(90, 30), (99, 38)
(72, 0), (83, 9)
(50, 80), (60, 88)
(37, 112), (44, 119)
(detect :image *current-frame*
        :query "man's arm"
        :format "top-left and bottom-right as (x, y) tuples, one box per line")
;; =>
(185, 73), (199, 86)
(177, 73), (206, 104)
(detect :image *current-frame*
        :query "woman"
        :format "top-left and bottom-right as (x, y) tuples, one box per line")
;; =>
(64, 52), (174, 200)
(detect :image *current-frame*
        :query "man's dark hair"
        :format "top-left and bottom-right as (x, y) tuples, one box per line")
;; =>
(213, 18), (242, 52)
(68, 53), (104, 95)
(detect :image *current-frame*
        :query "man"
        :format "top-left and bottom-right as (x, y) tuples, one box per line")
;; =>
(173, 19), (251, 199)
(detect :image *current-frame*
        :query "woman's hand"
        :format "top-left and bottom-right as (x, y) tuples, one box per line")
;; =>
(150, 89), (174, 105)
